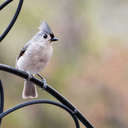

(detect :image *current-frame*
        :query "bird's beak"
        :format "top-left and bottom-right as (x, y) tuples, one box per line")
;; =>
(51, 37), (59, 42)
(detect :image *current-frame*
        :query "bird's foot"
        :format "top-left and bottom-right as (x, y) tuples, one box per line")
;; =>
(27, 72), (33, 81)
(36, 74), (48, 89)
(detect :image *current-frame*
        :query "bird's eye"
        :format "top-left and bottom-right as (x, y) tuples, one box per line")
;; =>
(43, 34), (47, 39)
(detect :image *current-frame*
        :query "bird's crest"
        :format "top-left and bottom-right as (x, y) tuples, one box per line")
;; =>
(38, 21), (52, 34)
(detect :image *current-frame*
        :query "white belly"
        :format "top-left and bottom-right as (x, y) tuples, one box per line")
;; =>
(17, 43), (53, 74)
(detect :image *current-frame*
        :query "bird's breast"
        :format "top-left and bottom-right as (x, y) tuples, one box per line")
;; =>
(17, 43), (53, 73)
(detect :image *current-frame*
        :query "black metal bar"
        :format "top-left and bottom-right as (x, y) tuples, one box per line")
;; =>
(0, 80), (4, 126)
(0, 100), (80, 128)
(0, 64), (94, 128)
(0, 0), (24, 42)
(0, 0), (13, 10)
(45, 86), (93, 128)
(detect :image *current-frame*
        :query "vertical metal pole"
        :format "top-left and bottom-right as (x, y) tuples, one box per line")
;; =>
(0, 80), (4, 126)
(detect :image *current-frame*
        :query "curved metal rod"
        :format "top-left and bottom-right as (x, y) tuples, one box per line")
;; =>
(0, 0), (24, 42)
(0, 0), (13, 10)
(0, 80), (4, 125)
(0, 64), (94, 128)
(0, 99), (80, 128)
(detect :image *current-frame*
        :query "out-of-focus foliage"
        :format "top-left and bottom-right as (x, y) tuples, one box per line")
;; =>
(0, 0), (128, 128)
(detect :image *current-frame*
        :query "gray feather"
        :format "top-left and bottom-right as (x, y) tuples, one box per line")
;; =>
(17, 42), (30, 60)
(22, 80), (38, 99)
(38, 21), (52, 34)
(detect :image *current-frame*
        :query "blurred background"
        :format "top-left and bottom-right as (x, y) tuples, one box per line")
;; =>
(0, 0), (128, 128)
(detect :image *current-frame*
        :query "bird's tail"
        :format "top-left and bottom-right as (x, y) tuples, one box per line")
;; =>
(22, 80), (38, 99)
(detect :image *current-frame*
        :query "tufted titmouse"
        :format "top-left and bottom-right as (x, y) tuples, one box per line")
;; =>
(16, 21), (58, 99)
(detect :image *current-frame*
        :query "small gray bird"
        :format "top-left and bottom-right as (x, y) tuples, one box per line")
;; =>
(16, 21), (58, 99)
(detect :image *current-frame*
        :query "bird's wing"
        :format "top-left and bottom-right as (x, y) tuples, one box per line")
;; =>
(17, 42), (30, 61)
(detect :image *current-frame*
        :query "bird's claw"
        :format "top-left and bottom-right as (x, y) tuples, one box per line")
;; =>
(36, 74), (48, 89)
(27, 72), (33, 81)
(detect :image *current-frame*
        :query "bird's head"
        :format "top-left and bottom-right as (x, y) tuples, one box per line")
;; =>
(36, 21), (58, 44)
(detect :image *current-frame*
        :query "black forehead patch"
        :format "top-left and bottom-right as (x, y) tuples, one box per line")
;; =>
(50, 33), (54, 39)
